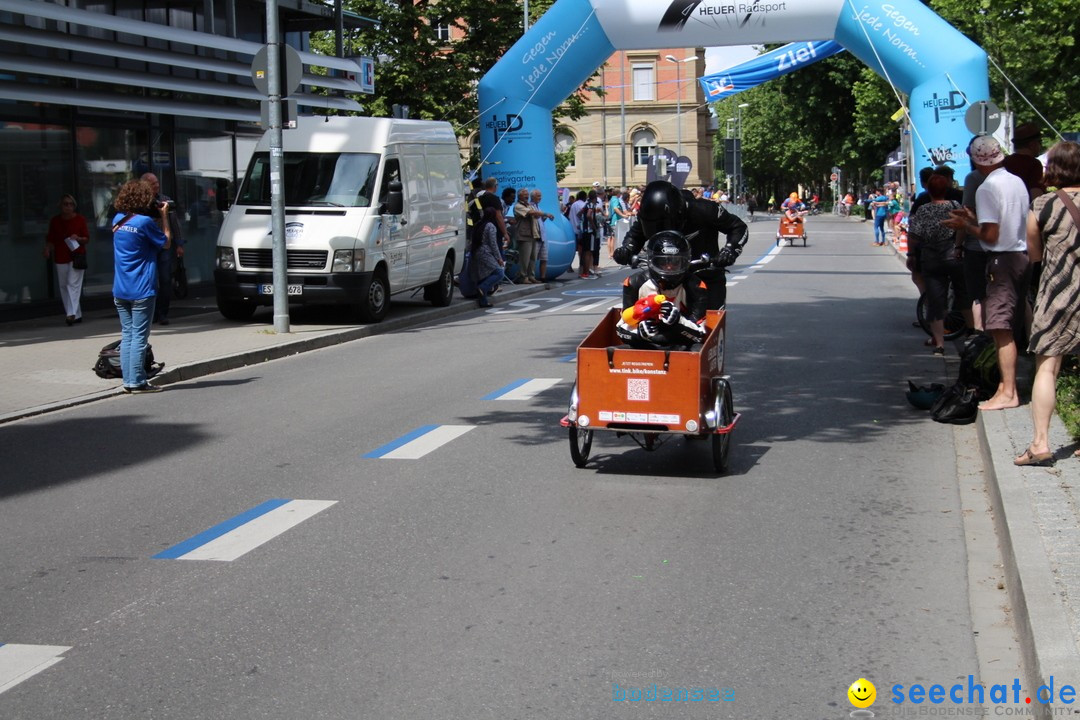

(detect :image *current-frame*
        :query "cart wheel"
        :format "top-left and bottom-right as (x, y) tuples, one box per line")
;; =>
(803, 234), (808, 247)
(711, 379), (735, 473)
(569, 426), (593, 468)
(775, 235), (780, 247)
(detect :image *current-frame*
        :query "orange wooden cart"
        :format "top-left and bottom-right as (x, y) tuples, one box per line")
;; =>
(776, 213), (807, 246)
(561, 308), (739, 473)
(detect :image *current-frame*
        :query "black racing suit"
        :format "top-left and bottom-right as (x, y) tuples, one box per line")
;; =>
(617, 199), (749, 310)
(615, 271), (708, 349)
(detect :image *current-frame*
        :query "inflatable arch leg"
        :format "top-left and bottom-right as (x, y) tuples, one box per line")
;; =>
(478, 0), (989, 279)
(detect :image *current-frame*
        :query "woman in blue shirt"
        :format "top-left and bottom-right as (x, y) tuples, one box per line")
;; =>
(111, 179), (170, 393)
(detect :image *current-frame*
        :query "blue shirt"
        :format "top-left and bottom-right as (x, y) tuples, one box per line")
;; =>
(873, 195), (889, 219)
(112, 213), (167, 300)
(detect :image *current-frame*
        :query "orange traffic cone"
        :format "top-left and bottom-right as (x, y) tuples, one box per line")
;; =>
(896, 228), (908, 253)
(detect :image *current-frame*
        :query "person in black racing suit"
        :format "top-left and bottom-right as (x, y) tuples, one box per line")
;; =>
(612, 180), (749, 309)
(615, 231), (708, 349)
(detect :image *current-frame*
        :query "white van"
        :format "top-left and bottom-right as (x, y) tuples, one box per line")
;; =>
(214, 116), (466, 322)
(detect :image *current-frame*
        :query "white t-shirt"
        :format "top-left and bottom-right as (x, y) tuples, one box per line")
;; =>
(974, 167), (1029, 253)
(568, 199), (586, 234)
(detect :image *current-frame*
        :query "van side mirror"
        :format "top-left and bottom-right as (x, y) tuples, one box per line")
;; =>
(383, 180), (403, 215)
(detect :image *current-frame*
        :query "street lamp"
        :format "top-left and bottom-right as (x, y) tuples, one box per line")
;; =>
(664, 54), (699, 158)
(735, 102), (748, 201)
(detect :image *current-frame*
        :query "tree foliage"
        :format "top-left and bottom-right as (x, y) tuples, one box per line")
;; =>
(311, 0), (594, 173)
(712, 0), (1080, 201)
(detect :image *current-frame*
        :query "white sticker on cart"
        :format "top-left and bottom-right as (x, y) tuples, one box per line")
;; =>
(627, 412), (648, 422)
(627, 378), (650, 401)
(648, 414), (680, 424)
(613, 412), (626, 421)
(599, 411), (613, 421)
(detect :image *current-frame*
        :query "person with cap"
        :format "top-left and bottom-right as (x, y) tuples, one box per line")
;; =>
(1004, 122), (1046, 203)
(612, 179), (749, 310)
(943, 135), (1031, 411)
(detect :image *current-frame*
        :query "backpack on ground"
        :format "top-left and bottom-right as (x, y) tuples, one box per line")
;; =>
(930, 381), (979, 425)
(958, 333), (1000, 400)
(93, 340), (164, 380)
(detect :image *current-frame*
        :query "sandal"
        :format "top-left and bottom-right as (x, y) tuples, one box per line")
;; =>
(1014, 448), (1055, 467)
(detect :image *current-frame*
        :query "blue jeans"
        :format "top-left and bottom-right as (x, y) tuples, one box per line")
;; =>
(477, 270), (501, 305)
(114, 296), (156, 387)
(873, 214), (887, 244)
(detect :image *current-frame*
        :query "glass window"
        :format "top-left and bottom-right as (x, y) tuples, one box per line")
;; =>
(434, 23), (451, 42)
(238, 152), (380, 207)
(632, 128), (655, 166)
(555, 131), (576, 168)
(0, 122), (75, 305)
(175, 132), (238, 286)
(632, 63), (655, 101)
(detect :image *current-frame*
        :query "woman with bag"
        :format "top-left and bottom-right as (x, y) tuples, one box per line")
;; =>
(43, 194), (89, 325)
(908, 174), (968, 355)
(111, 179), (171, 393)
(1015, 141), (1080, 466)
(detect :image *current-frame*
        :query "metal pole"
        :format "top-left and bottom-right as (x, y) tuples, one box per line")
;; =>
(675, 62), (682, 158)
(601, 66), (607, 185)
(523, 0), (529, 32)
(266, 0), (289, 333)
(620, 53), (626, 188)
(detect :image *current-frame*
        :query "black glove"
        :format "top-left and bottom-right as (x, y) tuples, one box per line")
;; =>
(639, 319), (660, 341)
(612, 246), (633, 266)
(658, 301), (680, 325)
(715, 244), (741, 267)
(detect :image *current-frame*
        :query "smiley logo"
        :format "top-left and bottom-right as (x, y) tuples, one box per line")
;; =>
(848, 678), (876, 708)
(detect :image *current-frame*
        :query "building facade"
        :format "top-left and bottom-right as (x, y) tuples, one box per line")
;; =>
(0, 0), (372, 315)
(554, 48), (714, 191)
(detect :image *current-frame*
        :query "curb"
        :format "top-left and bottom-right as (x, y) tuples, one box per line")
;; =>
(0, 281), (553, 425)
(887, 230), (1080, 710)
(977, 410), (1080, 716)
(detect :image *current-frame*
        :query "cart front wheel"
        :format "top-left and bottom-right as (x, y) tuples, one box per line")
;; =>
(569, 426), (593, 468)
(711, 379), (735, 473)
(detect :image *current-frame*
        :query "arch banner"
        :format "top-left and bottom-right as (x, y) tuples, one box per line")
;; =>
(699, 41), (845, 101)
(478, 0), (989, 279)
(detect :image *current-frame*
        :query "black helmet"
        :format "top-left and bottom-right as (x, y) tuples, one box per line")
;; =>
(646, 230), (692, 290)
(638, 180), (688, 237)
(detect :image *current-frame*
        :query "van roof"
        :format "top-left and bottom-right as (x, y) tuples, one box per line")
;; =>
(264, 116), (457, 153)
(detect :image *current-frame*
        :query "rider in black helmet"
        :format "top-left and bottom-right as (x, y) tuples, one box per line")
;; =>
(615, 230), (708, 349)
(613, 180), (749, 309)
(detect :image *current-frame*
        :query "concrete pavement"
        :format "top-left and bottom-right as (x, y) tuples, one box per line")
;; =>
(873, 216), (1080, 713)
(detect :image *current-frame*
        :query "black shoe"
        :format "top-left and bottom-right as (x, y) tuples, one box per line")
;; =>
(128, 383), (163, 394)
(65, 316), (74, 326)
(73, 317), (82, 324)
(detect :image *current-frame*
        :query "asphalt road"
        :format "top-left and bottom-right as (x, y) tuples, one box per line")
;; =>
(1, 216), (990, 718)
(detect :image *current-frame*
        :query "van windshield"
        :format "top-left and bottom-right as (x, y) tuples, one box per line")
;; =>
(238, 152), (380, 207)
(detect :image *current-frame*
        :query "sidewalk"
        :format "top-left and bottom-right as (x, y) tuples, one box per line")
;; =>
(0, 278), (552, 424)
(879, 218), (1080, 709)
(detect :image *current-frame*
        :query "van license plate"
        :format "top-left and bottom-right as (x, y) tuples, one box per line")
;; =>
(258, 283), (303, 296)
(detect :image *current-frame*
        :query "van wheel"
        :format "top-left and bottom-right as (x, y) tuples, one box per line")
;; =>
(357, 270), (390, 323)
(424, 256), (454, 307)
(217, 299), (257, 321)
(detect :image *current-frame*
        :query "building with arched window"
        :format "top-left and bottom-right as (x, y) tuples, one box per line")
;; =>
(555, 48), (714, 191)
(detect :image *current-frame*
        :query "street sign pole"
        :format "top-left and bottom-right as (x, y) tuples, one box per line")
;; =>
(266, 0), (289, 333)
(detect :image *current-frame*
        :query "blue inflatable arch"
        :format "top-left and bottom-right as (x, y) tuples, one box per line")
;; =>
(478, 0), (989, 278)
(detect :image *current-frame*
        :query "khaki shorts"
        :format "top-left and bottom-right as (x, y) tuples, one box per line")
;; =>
(982, 251), (1029, 331)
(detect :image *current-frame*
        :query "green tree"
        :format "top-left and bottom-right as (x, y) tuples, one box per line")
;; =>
(311, 0), (595, 175)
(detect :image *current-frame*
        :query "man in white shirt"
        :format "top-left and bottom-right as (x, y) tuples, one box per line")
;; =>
(944, 135), (1031, 411)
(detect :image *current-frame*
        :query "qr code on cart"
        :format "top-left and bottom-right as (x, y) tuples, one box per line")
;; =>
(627, 378), (650, 401)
